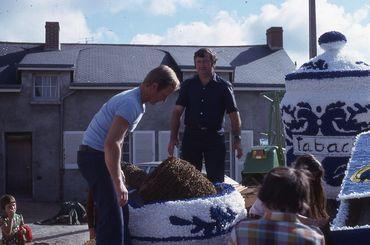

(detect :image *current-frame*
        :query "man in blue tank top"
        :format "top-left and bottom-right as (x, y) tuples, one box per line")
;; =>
(78, 65), (180, 245)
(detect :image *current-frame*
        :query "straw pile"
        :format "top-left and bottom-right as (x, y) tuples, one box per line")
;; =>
(122, 163), (148, 190)
(138, 157), (217, 204)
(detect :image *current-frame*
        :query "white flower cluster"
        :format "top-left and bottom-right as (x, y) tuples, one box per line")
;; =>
(128, 184), (247, 244)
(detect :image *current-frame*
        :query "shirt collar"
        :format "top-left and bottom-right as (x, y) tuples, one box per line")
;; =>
(211, 72), (217, 82)
(263, 211), (300, 223)
(196, 73), (218, 84)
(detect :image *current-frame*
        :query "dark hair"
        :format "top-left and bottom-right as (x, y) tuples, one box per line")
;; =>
(193, 48), (217, 66)
(294, 154), (329, 220)
(142, 65), (180, 91)
(258, 167), (310, 214)
(0, 194), (16, 210)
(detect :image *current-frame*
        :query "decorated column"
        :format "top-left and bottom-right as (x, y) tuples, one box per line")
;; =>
(280, 31), (370, 199)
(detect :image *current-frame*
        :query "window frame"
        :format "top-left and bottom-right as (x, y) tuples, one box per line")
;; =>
(33, 74), (60, 101)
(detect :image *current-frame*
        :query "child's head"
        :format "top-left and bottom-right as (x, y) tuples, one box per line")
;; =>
(0, 194), (16, 213)
(294, 154), (328, 220)
(258, 167), (310, 214)
(294, 154), (324, 179)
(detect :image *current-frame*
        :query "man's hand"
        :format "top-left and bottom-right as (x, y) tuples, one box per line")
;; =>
(114, 179), (128, 207)
(168, 138), (178, 157)
(89, 228), (96, 240)
(229, 111), (243, 159)
(168, 105), (184, 157)
(233, 140), (243, 159)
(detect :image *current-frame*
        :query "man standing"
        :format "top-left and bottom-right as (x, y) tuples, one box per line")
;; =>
(168, 48), (243, 183)
(78, 65), (179, 245)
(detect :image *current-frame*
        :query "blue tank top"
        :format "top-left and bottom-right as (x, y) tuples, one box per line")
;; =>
(83, 87), (145, 151)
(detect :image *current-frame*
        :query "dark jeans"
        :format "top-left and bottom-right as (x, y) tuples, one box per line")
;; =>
(181, 129), (226, 183)
(77, 148), (130, 245)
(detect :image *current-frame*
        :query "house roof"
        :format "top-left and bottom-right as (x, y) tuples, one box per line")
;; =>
(0, 42), (295, 89)
(0, 42), (43, 88)
(159, 45), (295, 87)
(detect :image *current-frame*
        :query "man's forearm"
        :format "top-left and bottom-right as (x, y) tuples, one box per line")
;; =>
(230, 111), (242, 137)
(170, 110), (182, 140)
(104, 142), (124, 184)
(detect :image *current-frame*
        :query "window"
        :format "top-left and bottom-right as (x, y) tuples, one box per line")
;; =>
(233, 130), (254, 182)
(225, 132), (231, 177)
(63, 131), (132, 168)
(122, 134), (131, 163)
(33, 75), (59, 100)
(132, 131), (155, 163)
(63, 131), (84, 169)
(158, 131), (179, 160)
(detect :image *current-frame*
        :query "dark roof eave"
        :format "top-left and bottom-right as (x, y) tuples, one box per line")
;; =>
(179, 65), (235, 71)
(0, 84), (21, 92)
(70, 82), (140, 89)
(233, 83), (285, 88)
(18, 64), (75, 69)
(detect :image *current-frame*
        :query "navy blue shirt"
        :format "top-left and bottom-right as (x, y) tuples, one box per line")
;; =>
(176, 73), (238, 131)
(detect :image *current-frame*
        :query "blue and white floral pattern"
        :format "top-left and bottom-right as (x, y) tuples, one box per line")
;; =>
(281, 101), (370, 187)
(128, 183), (247, 244)
(285, 31), (370, 81)
(281, 31), (370, 199)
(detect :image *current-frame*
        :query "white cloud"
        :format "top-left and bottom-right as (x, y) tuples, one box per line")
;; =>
(131, 11), (245, 45)
(149, 0), (177, 16)
(92, 27), (120, 44)
(0, 0), (120, 44)
(131, 33), (164, 44)
(149, 0), (198, 16)
(75, 0), (197, 16)
(130, 0), (370, 66)
(0, 1), (89, 43)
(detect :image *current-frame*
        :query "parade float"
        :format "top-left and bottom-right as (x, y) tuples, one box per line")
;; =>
(330, 131), (370, 243)
(280, 31), (370, 199)
(125, 158), (248, 244)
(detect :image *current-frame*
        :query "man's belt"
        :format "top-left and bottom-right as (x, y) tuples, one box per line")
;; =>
(185, 126), (221, 132)
(79, 144), (103, 153)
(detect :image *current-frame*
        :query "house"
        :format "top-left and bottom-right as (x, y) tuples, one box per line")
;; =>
(0, 22), (294, 202)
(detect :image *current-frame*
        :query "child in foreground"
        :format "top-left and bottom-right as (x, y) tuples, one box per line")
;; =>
(0, 195), (32, 245)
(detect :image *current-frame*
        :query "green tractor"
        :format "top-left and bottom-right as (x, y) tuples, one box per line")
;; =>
(242, 91), (285, 186)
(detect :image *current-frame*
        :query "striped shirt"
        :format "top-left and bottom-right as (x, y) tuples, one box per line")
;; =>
(229, 212), (325, 245)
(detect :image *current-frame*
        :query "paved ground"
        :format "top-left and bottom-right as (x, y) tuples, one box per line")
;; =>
(16, 200), (90, 245)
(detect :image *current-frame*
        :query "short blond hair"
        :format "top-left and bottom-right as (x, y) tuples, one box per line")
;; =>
(142, 65), (180, 91)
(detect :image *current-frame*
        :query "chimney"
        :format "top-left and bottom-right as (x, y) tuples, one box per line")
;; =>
(45, 22), (60, 51)
(266, 27), (283, 50)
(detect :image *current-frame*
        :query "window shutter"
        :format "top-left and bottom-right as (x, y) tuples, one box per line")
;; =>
(158, 131), (178, 161)
(234, 130), (253, 183)
(132, 131), (155, 163)
(63, 131), (84, 169)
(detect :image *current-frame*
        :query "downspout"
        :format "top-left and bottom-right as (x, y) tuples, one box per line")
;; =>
(59, 89), (76, 201)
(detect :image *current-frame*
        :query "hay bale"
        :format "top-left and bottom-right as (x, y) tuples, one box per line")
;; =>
(138, 157), (217, 204)
(122, 163), (148, 190)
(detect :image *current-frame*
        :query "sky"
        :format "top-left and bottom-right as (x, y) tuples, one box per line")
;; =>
(0, 0), (369, 66)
